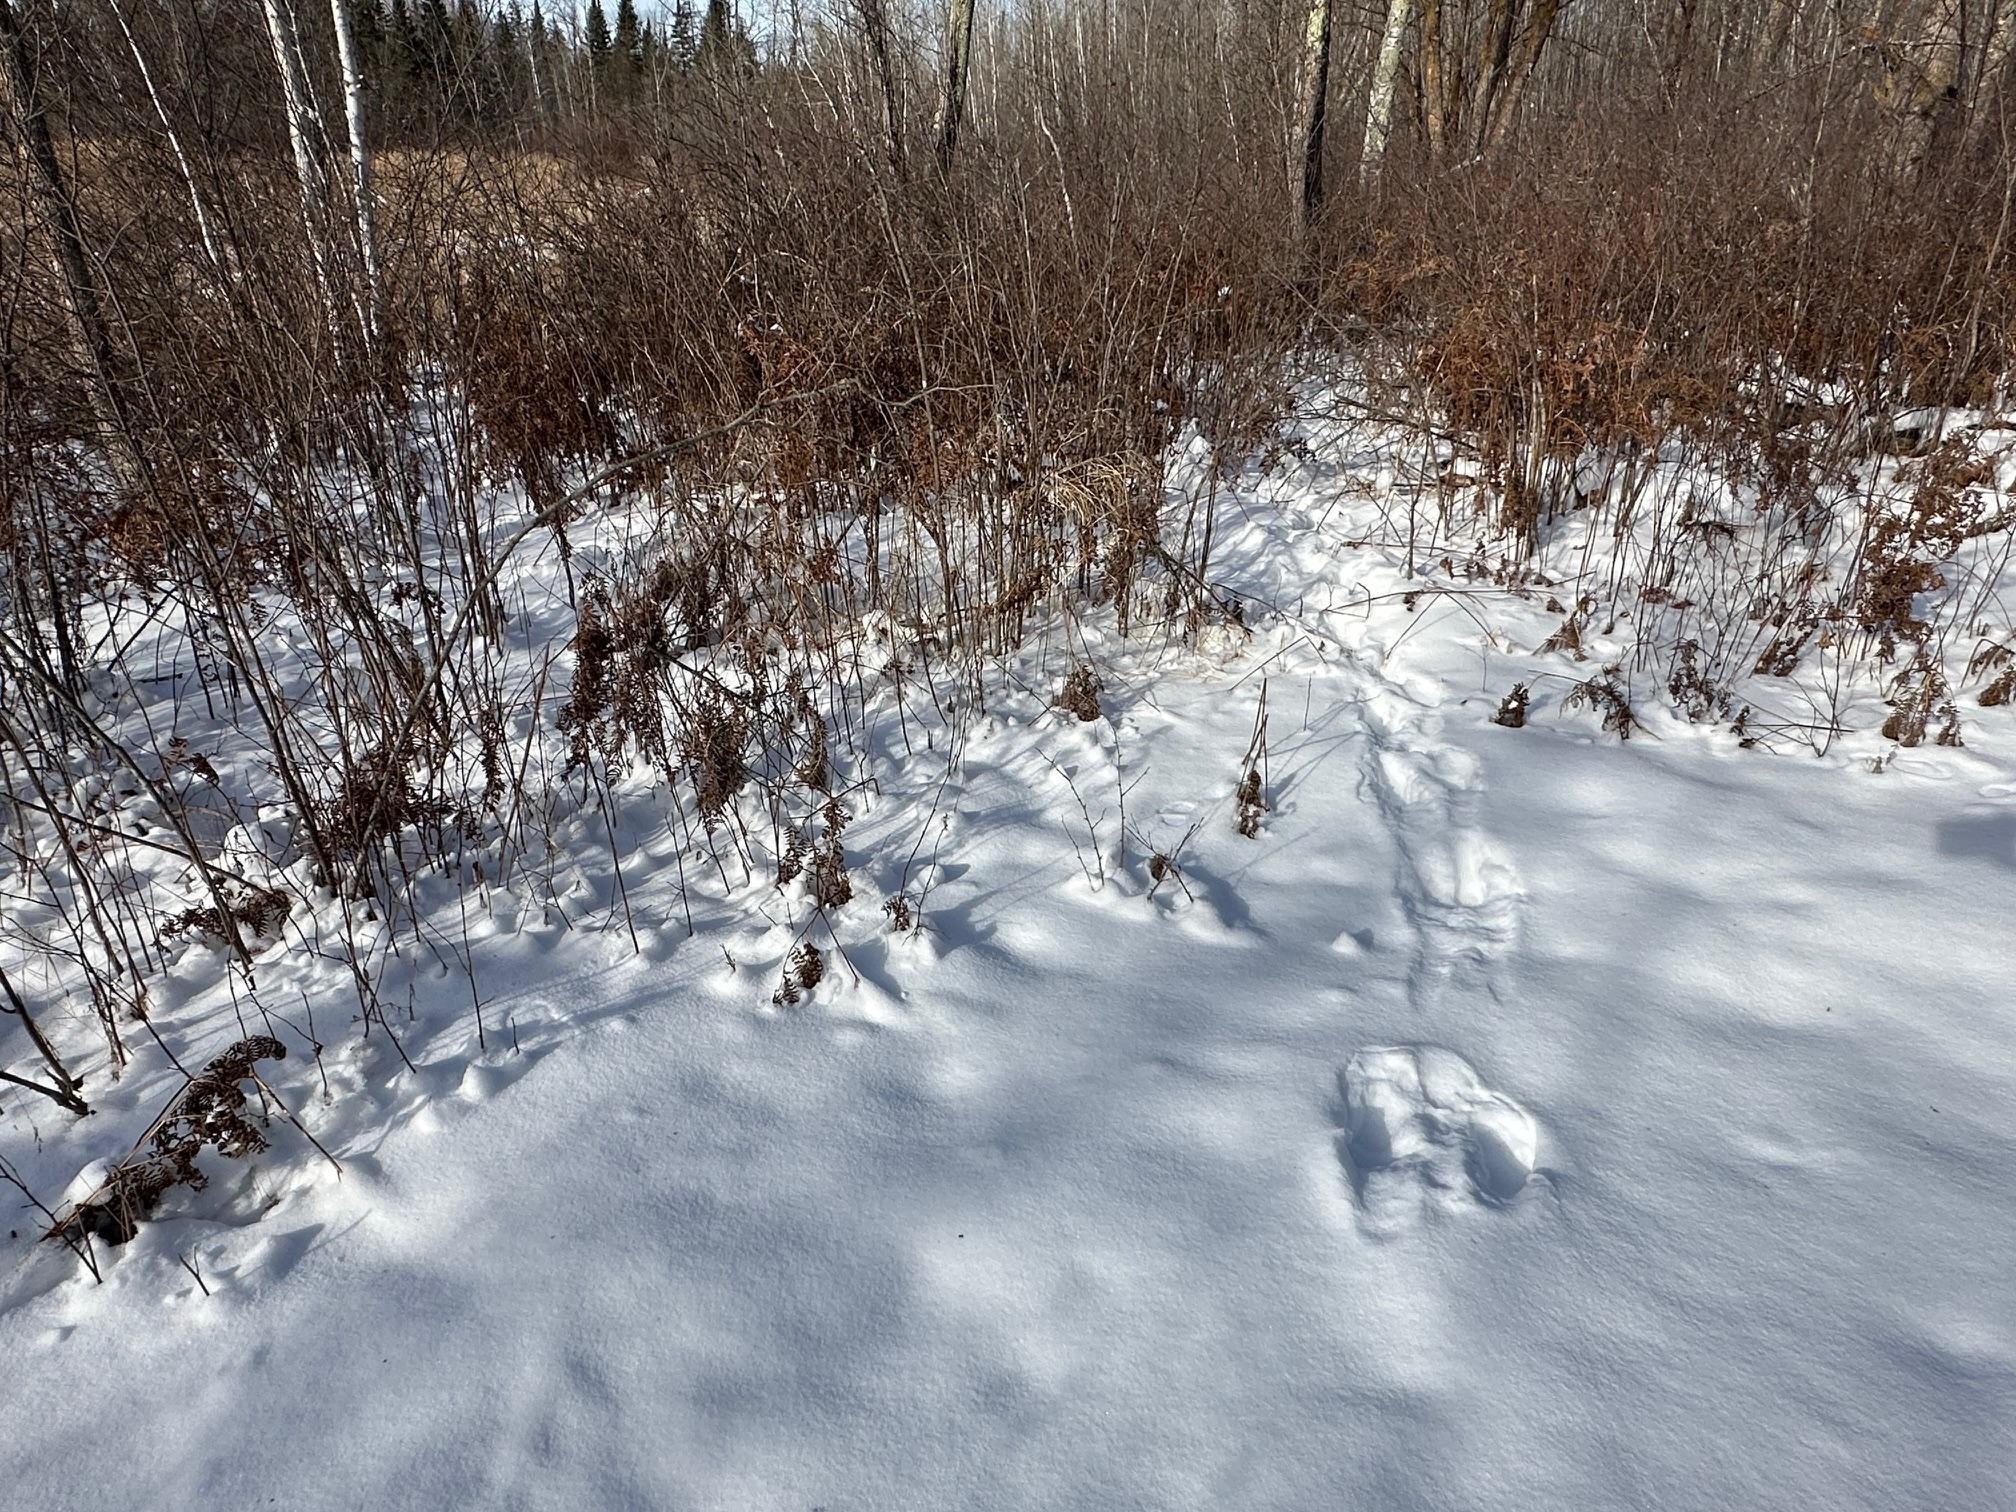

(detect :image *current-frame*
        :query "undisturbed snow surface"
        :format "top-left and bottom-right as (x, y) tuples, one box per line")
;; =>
(6, 416), (2016, 1510)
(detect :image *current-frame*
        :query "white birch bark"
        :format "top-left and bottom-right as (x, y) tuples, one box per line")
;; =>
(328, 0), (383, 352)
(528, 11), (549, 120)
(107, 0), (226, 279)
(1359, 0), (1416, 180)
(261, 0), (340, 332)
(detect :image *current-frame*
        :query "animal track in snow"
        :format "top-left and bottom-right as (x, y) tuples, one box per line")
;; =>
(1354, 682), (1521, 1003)
(1336, 1045), (1544, 1229)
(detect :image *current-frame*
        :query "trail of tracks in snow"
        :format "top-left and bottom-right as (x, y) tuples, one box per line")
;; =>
(1347, 656), (1523, 1008)
(1197, 432), (1524, 1012)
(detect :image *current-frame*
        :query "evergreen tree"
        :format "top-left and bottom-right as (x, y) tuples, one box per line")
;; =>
(614, 0), (642, 69)
(585, 0), (612, 68)
(606, 0), (643, 105)
(670, 1), (696, 67)
(697, 0), (744, 70)
(414, 0), (453, 123)
(490, 6), (530, 121)
(382, 0), (422, 129)
(453, 0), (490, 121)
(355, 0), (386, 51)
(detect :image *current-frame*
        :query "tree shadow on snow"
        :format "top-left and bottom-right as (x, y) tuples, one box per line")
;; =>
(1937, 811), (2016, 869)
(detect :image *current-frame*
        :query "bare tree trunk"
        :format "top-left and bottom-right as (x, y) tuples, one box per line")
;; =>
(1480, 0), (1565, 155)
(106, 0), (225, 279)
(1293, 0), (1337, 231)
(1421, 0), (1448, 161)
(1361, 0), (1417, 179)
(1471, 0), (1517, 154)
(261, 0), (340, 333)
(1758, 0), (1798, 68)
(1876, 0), (1963, 177)
(935, 0), (977, 170)
(1666, 0), (1701, 96)
(0, 0), (144, 495)
(328, 0), (384, 353)
(527, 14), (548, 121)
(1964, 0), (2016, 158)
(856, 0), (907, 177)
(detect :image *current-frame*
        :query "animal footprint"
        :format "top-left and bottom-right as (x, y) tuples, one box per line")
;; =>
(1336, 1045), (1544, 1229)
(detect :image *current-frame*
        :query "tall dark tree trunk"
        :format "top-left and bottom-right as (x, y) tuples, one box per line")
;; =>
(1421, 0), (1448, 161)
(857, 0), (907, 178)
(936, 0), (977, 170)
(1294, 0), (1336, 231)
(1480, 0), (1564, 155)
(0, 0), (145, 497)
(1471, 0), (1517, 153)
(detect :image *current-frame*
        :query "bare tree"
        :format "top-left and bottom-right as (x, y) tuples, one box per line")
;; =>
(1361, 0), (1417, 179)
(1873, 0), (1963, 177)
(855, 0), (907, 177)
(1962, 0), (2016, 160)
(1470, 0), (1517, 152)
(936, 0), (977, 169)
(1757, 0), (1798, 68)
(107, 0), (226, 278)
(1421, 0), (1449, 161)
(1478, 0), (1565, 154)
(329, 0), (384, 353)
(1294, 0), (1337, 230)
(261, 0), (340, 332)
(0, 0), (144, 496)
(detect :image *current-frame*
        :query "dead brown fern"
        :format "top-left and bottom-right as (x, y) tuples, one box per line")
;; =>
(1564, 669), (1637, 740)
(47, 1036), (288, 1249)
(1054, 664), (1102, 723)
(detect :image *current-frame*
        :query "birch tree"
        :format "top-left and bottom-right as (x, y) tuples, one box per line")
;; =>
(329, 0), (385, 354)
(1293, 0), (1336, 231)
(1360, 0), (1416, 179)
(262, 0), (342, 334)
(106, 0), (226, 279)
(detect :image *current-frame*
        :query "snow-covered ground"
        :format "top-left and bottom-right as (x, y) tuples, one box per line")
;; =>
(5, 399), (2016, 1509)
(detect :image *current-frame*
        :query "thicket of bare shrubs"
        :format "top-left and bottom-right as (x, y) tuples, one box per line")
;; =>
(0, 0), (2012, 1233)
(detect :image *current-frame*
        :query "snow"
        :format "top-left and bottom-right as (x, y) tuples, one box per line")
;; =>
(5, 392), (2016, 1508)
